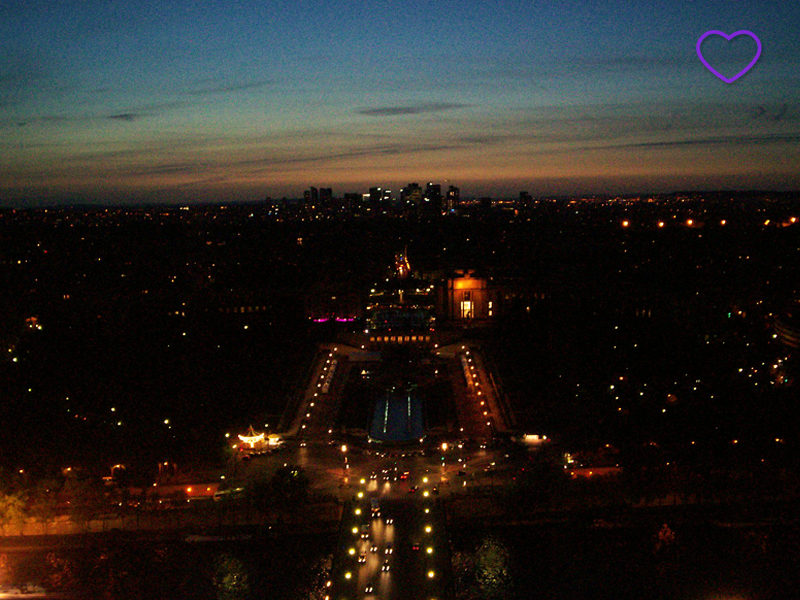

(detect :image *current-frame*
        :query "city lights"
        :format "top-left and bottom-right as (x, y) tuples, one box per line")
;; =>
(4, 167), (800, 597)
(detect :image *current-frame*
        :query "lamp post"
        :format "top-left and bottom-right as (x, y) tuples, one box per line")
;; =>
(341, 444), (348, 485)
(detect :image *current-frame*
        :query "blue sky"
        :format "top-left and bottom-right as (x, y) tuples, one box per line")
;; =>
(1, 0), (798, 203)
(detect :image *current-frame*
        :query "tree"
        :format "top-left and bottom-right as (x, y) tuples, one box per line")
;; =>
(475, 534), (512, 599)
(63, 476), (103, 532)
(0, 491), (27, 535)
(213, 552), (251, 600)
(246, 465), (310, 529)
(270, 465), (309, 514)
(30, 478), (62, 535)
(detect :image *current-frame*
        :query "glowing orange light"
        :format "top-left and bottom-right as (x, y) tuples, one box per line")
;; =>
(238, 429), (265, 448)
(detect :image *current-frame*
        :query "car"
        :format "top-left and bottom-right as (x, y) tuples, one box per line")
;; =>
(411, 542), (420, 551)
(385, 543), (393, 554)
(432, 486), (439, 494)
(385, 517), (394, 524)
(408, 485), (418, 493)
(370, 544), (378, 553)
(381, 560), (391, 572)
(358, 553), (367, 563)
(365, 585), (374, 593)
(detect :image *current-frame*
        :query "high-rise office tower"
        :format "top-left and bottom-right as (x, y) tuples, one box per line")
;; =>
(446, 185), (460, 211)
(425, 182), (442, 215)
(319, 187), (333, 207)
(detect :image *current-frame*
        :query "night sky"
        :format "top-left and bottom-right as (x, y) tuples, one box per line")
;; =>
(1, 0), (798, 204)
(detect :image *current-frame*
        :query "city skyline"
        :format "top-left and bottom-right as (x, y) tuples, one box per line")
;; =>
(1, 0), (799, 205)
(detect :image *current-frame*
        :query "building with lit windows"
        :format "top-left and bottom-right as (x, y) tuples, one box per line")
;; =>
(444, 270), (497, 322)
(291, 253), (516, 446)
(445, 185), (460, 212)
(365, 250), (436, 333)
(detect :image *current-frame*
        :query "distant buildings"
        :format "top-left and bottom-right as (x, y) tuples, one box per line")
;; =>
(303, 186), (319, 207)
(292, 181), (501, 218)
(446, 185), (460, 212)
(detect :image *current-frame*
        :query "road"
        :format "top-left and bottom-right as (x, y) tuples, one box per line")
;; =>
(240, 439), (512, 501)
(328, 494), (449, 600)
(238, 340), (532, 598)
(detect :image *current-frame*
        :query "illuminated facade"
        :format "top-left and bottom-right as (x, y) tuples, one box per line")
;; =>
(366, 250), (435, 332)
(394, 250), (411, 279)
(445, 270), (496, 322)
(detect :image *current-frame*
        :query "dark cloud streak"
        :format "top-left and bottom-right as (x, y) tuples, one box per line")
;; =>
(358, 102), (468, 117)
(601, 133), (800, 150)
(108, 113), (141, 122)
(187, 80), (275, 96)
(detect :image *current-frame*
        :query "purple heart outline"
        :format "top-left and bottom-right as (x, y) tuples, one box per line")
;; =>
(696, 30), (762, 83)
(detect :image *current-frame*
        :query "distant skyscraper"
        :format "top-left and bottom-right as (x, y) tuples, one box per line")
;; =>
(304, 187), (319, 206)
(401, 182), (422, 203)
(369, 187), (382, 214)
(319, 187), (332, 207)
(400, 183), (422, 217)
(446, 185), (460, 211)
(343, 192), (361, 213)
(425, 182), (442, 215)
